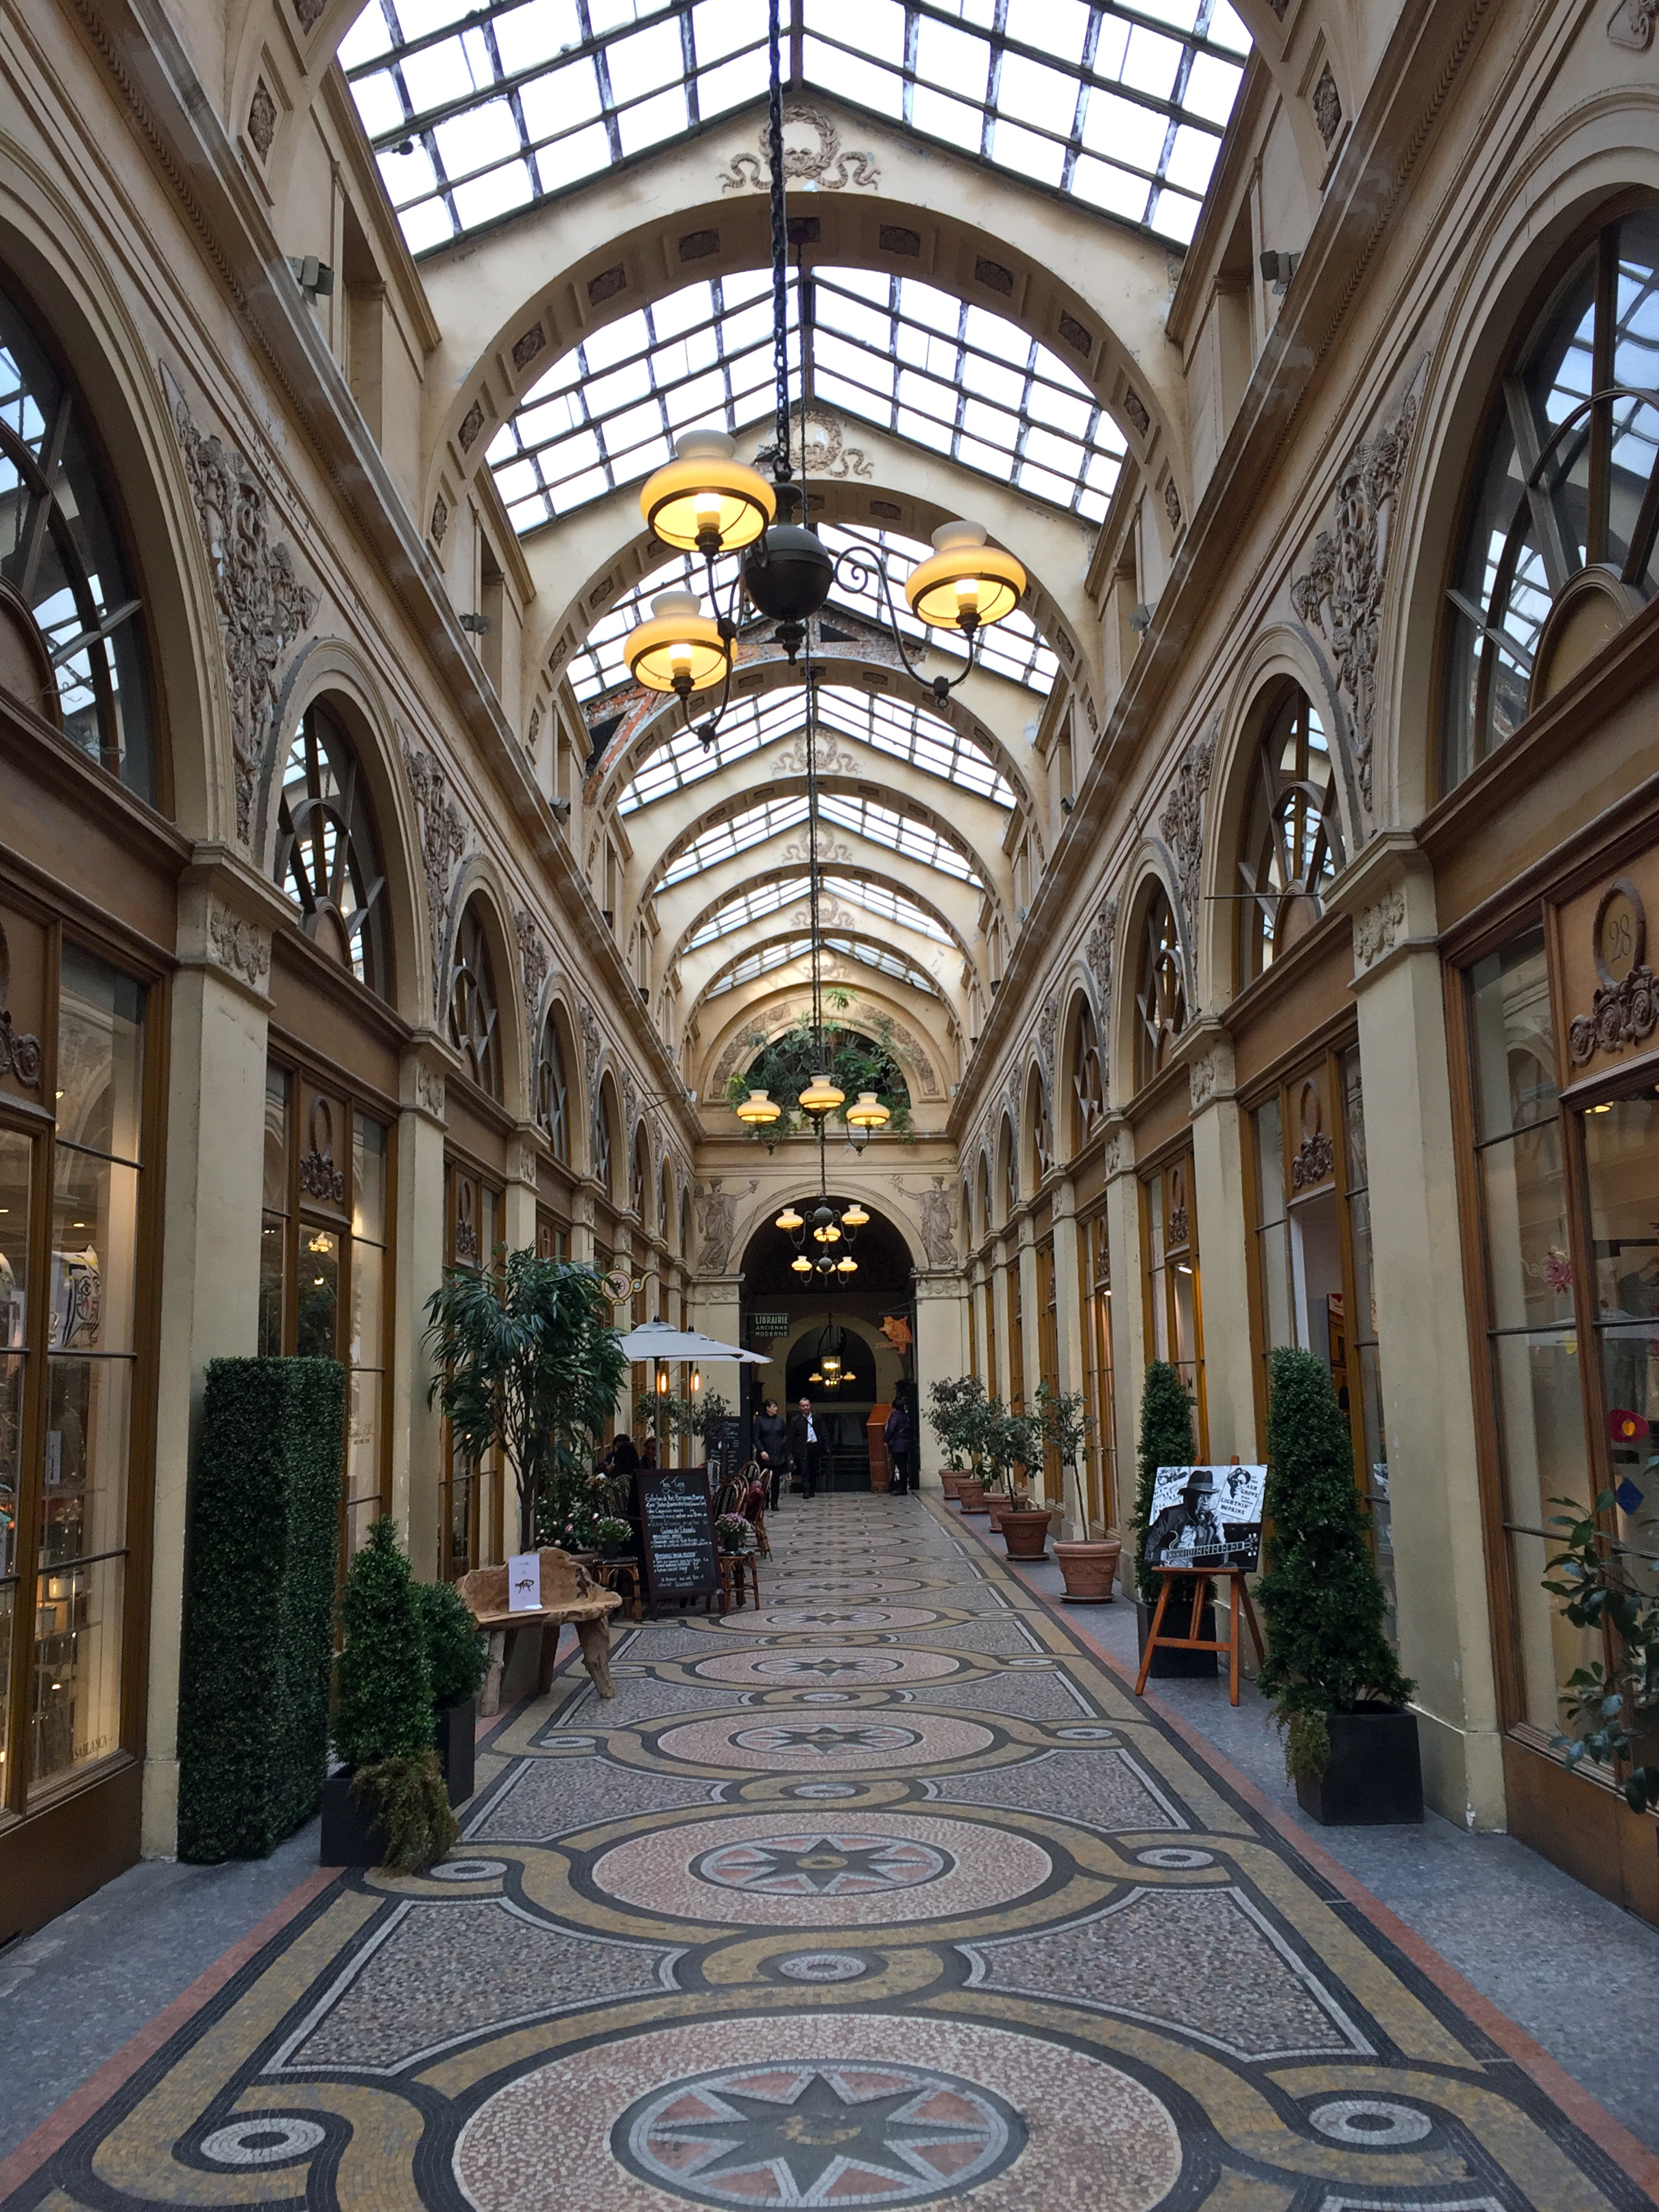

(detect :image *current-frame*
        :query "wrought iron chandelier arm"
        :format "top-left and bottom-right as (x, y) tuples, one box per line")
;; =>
(826, 542), (982, 705)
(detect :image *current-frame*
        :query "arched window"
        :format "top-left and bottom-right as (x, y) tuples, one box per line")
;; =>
(1071, 997), (1104, 1145)
(978, 1153), (993, 1241)
(630, 1124), (649, 1217)
(448, 902), (500, 1097)
(276, 703), (387, 993)
(594, 1077), (616, 1198)
(1000, 1115), (1018, 1222)
(1237, 685), (1343, 986)
(1443, 205), (1659, 788)
(1030, 1073), (1054, 1182)
(0, 278), (153, 797)
(659, 1159), (671, 1239)
(1134, 885), (1187, 1089)
(535, 1012), (570, 1160)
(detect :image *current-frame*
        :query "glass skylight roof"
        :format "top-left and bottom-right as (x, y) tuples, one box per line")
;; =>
(817, 524), (1056, 693)
(659, 794), (809, 885)
(489, 265), (1124, 528)
(685, 867), (952, 947)
(703, 929), (942, 997)
(825, 933), (941, 993)
(341, 0), (1246, 256)
(704, 936), (814, 995)
(820, 792), (980, 882)
(617, 687), (802, 811)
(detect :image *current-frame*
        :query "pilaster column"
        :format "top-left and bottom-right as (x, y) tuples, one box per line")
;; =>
(503, 1126), (540, 1252)
(1050, 1176), (1087, 1529)
(398, 1036), (452, 1578)
(1331, 836), (1503, 1830)
(145, 859), (282, 1857)
(688, 1273), (745, 1414)
(1182, 1024), (1255, 1459)
(1102, 1119), (1142, 1538)
(913, 1269), (965, 1489)
(570, 1180), (598, 1266)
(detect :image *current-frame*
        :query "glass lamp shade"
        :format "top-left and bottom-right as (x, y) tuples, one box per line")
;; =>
(836, 1255), (858, 1273)
(775, 1206), (804, 1230)
(845, 1091), (891, 1131)
(798, 1071), (846, 1115)
(905, 520), (1026, 631)
(809, 1370), (824, 1383)
(640, 429), (775, 552)
(734, 1087), (781, 1127)
(840, 1202), (870, 1226)
(625, 590), (728, 693)
(790, 1254), (813, 1273)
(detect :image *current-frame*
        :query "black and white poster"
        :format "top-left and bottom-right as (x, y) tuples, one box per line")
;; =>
(1143, 1464), (1266, 1574)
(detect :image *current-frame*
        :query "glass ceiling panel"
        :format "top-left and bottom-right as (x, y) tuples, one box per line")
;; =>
(704, 935), (814, 995)
(342, 0), (1247, 255)
(660, 794), (809, 885)
(685, 866), (952, 947)
(819, 791), (980, 882)
(823, 872), (953, 940)
(703, 929), (942, 997)
(617, 686), (803, 811)
(488, 265), (1123, 528)
(686, 872), (810, 947)
(818, 523), (1055, 693)
(825, 932), (941, 993)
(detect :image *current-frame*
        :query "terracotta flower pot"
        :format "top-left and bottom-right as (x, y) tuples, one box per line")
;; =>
(1000, 1509), (1054, 1559)
(1054, 1538), (1122, 1603)
(956, 1479), (989, 1514)
(940, 1472), (965, 1501)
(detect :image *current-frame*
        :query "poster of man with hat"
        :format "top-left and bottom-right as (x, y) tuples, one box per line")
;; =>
(1143, 1463), (1266, 1572)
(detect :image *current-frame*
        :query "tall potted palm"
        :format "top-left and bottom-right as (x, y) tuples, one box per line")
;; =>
(1038, 1381), (1120, 1599)
(425, 1250), (628, 1556)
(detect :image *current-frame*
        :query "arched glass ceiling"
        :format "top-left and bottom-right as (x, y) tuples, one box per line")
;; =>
(662, 794), (808, 885)
(342, 1), (1248, 256)
(574, 538), (1052, 701)
(685, 868), (952, 947)
(703, 929), (941, 997)
(616, 683), (1013, 812)
(489, 267), (1123, 528)
(819, 792), (979, 883)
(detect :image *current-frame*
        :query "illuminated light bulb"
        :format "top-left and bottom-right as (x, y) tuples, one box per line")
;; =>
(775, 1206), (803, 1230)
(836, 1255), (858, 1274)
(625, 589), (727, 694)
(791, 1254), (813, 1273)
(840, 1202), (869, 1226)
(640, 428), (775, 553)
(904, 519), (1025, 632)
(736, 1089), (781, 1128)
(844, 1095), (889, 1132)
(797, 1071), (845, 1115)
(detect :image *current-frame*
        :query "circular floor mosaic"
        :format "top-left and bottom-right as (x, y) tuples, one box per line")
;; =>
(770, 1577), (926, 1596)
(453, 2015), (1180, 2212)
(588, 1812), (1050, 1927)
(655, 1712), (993, 1773)
(692, 1648), (961, 1688)
(706, 1606), (941, 1635)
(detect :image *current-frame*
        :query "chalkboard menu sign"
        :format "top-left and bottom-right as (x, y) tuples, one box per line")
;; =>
(701, 1415), (744, 1483)
(635, 1468), (723, 1616)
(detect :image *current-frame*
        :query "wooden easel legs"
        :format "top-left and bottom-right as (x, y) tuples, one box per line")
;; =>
(1135, 1568), (1265, 1707)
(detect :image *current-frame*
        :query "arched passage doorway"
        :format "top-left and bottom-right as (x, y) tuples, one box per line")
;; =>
(736, 1199), (915, 1490)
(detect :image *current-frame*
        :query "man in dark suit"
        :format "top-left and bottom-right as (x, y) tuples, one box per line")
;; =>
(787, 1396), (827, 1498)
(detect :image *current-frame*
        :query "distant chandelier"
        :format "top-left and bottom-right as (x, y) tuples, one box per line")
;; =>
(627, 0), (1026, 736)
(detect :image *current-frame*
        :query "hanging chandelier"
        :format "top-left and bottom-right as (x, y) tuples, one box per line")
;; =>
(627, 0), (1027, 746)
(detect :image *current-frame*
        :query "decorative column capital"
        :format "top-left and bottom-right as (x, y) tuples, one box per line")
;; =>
(175, 845), (287, 1006)
(1323, 830), (1439, 989)
(402, 1031), (457, 1127)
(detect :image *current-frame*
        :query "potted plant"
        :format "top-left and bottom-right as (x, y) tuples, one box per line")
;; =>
(1131, 1363), (1215, 1676)
(593, 1514), (633, 1560)
(714, 1511), (755, 1555)
(413, 1577), (489, 1808)
(989, 1408), (1052, 1557)
(426, 1250), (628, 1555)
(925, 1378), (984, 1503)
(1259, 1348), (1420, 1823)
(324, 1517), (457, 1871)
(1544, 1486), (1659, 1814)
(1037, 1382), (1121, 1600)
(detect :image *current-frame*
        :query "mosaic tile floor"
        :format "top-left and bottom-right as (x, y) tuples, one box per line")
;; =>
(10, 1494), (1655, 2212)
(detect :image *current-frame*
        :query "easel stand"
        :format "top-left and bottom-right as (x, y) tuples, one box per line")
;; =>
(1134, 1566), (1264, 1706)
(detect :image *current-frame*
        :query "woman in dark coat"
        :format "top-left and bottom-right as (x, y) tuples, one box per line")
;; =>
(752, 1398), (788, 1509)
(883, 1389), (916, 1494)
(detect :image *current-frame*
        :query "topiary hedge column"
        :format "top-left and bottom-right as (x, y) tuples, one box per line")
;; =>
(1133, 1361), (1196, 1606)
(177, 1357), (344, 1862)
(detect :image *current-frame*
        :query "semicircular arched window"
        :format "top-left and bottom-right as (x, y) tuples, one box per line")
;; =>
(1443, 205), (1659, 787)
(276, 702), (388, 993)
(448, 902), (500, 1097)
(0, 278), (154, 797)
(1135, 885), (1187, 1090)
(1031, 1076), (1054, 1182)
(1237, 685), (1343, 986)
(630, 1126), (649, 1218)
(1071, 998), (1105, 1145)
(535, 1013), (570, 1160)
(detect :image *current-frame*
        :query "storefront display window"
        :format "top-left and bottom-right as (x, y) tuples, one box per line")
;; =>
(442, 1161), (503, 1577)
(1080, 1211), (1116, 1529)
(1143, 1154), (1202, 1438)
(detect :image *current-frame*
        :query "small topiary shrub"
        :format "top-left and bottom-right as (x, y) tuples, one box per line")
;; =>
(178, 1357), (343, 1863)
(335, 1517), (457, 1872)
(1257, 1346), (1414, 1780)
(1132, 1362), (1196, 1607)
(413, 1578), (489, 1712)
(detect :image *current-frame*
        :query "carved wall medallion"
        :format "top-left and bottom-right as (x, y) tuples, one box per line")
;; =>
(1122, 387), (1150, 439)
(293, 0), (326, 25)
(247, 81), (277, 160)
(401, 739), (468, 1012)
(1291, 1078), (1335, 1189)
(793, 408), (873, 480)
(1189, 1047), (1225, 1113)
(1102, 1131), (1125, 1178)
(695, 1178), (743, 1272)
(1609, 0), (1656, 47)
(299, 1098), (347, 1204)
(718, 104), (880, 193)
(587, 265), (627, 305)
(1569, 877), (1659, 1065)
(976, 256), (1015, 296)
(516, 908), (548, 1040)
(1311, 65), (1343, 149)
(1163, 478), (1183, 532)
(679, 228), (720, 260)
(1036, 990), (1060, 1086)
(509, 1140), (540, 1185)
(1353, 885), (1406, 971)
(526, 703), (542, 751)
(0, 923), (42, 1089)
(170, 382), (316, 844)
(511, 322), (546, 371)
(457, 399), (486, 452)
(1159, 731), (1215, 939)
(578, 996), (603, 1087)
(1291, 385), (1418, 809)
(206, 901), (271, 990)
(430, 494), (449, 547)
(414, 1062), (446, 1119)
(1083, 897), (1116, 1031)
(1057, 313), (1093, 358)
(880, 225), (921, 256)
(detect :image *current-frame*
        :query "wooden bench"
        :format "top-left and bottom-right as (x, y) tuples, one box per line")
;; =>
(456, 1546), (622, 1714)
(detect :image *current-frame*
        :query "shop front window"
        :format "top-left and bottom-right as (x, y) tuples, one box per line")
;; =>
(441, 1163), (504, 1577)
(1581, 1099), (1659, 1627)
(1143, 1154), (1202, 1437)
(1080, 1211), (1117, 1529)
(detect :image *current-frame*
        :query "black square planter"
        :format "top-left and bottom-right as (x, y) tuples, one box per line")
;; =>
(319, 1768), (385, 1867)
(437, 1698), (476, 1808)
(1296, 1707), (1423, 1825)
(1135, 1596), (1219, 1678)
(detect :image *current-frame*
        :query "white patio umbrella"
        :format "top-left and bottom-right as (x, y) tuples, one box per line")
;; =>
(615, 1319), (768, 1363)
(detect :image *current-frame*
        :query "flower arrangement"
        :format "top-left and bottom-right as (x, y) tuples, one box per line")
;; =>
(714, 1511), (755, 1553)
(593, 1515), (633, 1554)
